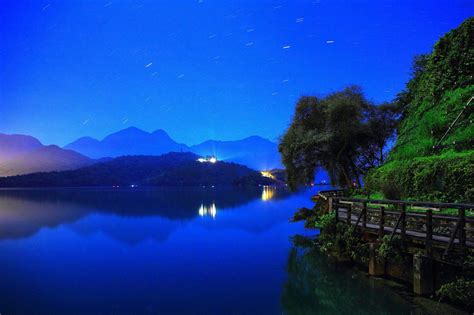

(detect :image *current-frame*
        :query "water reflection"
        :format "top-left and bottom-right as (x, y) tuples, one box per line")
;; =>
(0, 187), (292, 241)
(281, 238), (416, 315)
(198, 202), (217, 218)
(0, 186), (315, 315)
(262, 186), (276, 201)
(0, 186), (419, 314)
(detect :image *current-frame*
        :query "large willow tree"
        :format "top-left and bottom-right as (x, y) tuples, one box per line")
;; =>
(279, 86), (397, 190)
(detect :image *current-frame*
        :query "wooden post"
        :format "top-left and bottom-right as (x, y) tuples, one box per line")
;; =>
(362, 202), (367, 230)
(368, 243), (384, 276)
(347, 204), (352, 225)
(459, 208), (466, 252)
(444, 219), (461, 257)
(379, 206), (385, 240)
(426, 210), (433, 256)
(330, 198), (337, 223)
(413, 253), (435, 295)
(400, 204), (406, 240)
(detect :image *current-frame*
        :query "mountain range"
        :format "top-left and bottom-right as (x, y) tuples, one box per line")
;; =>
(64, 127), (188, 158)
(0, 127), (282, 177)
(0, 133), (93, 177)
(65, 127), (282, 170)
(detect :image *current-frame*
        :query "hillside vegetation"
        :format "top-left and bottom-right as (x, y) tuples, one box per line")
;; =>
(366, 18), (474, 202)
(0, 152), (274, 187)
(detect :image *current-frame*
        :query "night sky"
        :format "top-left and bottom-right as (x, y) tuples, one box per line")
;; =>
(1, 0), (472, 146)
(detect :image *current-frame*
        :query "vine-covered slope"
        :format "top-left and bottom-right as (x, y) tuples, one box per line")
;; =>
(367, 18), (474, 202)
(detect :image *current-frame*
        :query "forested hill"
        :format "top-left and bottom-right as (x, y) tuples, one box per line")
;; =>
(367, 17), (474, 202)
(0, 152), (274, 188)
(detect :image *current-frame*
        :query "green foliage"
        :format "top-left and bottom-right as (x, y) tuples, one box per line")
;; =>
(366, 150), (474, 202)
(314, 211), (335, 229)
(279, 86), (398, 190)
(317, 220), (370, 264)
(366, 18), (474, 203)
(311, 199), (367, 260)
(390, 86), (474, 161)
(376, 235), (403, 264)
(463, 255), (474, 271)
(436, 278), (474, 309)
(380, 181), (404, 200)
(291, 207), (315, 222)
(387, 18), (473, 161)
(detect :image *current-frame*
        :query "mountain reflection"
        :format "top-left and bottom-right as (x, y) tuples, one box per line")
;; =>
(0, 187), (290, 241)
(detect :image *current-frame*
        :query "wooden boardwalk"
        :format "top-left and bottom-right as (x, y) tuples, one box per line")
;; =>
(338, 210), (474, 248)
(325, 194), (474, 256)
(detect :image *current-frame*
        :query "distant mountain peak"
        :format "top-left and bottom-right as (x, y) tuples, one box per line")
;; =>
(64, 127), (188, 159)
(242, 135), (274, 143)
(122, 126), (144, 132)
(68, 136), (99, 143)
(152, 128), (167, 135)
(0, 133), (44, 163)
(106, 126), (149, 138)
(0, 134), (92, 177)
(78, 136), (99, 141)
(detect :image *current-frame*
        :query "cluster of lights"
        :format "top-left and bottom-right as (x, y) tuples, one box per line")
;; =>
(260, 171), (275, 179)
(197, 156), (217, 164)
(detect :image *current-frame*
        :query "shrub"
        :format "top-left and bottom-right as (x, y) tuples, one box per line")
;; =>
(436, 278), (474, 309)
(366, 151), (474, 203)
(315, 211), (335, 229)
(380, 181), (403, 200)
(291, 207), (314, 222)
(376, 235), (403, 264)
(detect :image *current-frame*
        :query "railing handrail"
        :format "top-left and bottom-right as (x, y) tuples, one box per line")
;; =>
(332, 196), (474, 210)
(319, 189), (346, 194)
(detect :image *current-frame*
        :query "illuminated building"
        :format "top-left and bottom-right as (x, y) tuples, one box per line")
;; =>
(197, 156), (217, 163)
(260, 171), (275, 179)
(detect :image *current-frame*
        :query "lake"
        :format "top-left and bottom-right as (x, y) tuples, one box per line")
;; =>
(0, 186), (420, 314)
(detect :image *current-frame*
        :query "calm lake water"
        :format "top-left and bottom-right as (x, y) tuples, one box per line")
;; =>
(0, 186), (419, 315)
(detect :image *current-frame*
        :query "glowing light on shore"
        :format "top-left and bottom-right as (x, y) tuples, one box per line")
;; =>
(262, 186), (275, 201)
(198, 203), (217, 218)
(260, 171), (275, 179)
(197, 156), (217, 163)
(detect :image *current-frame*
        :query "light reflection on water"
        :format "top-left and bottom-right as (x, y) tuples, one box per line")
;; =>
(198, 186), (277, 219)
(262, 185), (276, 201)
(198, 202), (217, 218)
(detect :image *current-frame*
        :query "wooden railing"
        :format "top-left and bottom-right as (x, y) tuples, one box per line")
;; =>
(328, 196), (474, 257)
(317, 189), (346, 200)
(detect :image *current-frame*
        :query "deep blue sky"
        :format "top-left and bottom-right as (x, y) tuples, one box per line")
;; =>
(1, 0), (472, 146)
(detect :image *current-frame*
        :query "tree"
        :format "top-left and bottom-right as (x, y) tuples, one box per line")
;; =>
(279, 86), (398, 190)
(364, 102), (399, 165)
(394, 54), (429, 121)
